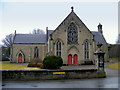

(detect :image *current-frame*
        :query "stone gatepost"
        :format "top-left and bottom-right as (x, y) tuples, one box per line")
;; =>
(94, 42), (106, 78)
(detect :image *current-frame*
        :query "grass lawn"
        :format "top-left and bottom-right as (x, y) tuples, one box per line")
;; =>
(105, 62), (120, 70)
(108, 59), (119, 63)
(1, 60), (119, 70)
(0, 61), (46, 70)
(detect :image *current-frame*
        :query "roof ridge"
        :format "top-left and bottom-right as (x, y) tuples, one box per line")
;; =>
(16, 34), (46, 35)
(16, 34), (33, 35)
(91, 31), (98, 32)
(48, 30), (54, 31)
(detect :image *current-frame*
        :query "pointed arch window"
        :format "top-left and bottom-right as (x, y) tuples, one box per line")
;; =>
(84, 41), (89, 59)
(34, 47), (38, 58)
(67, 22), (78, 44)
(56, 41), (61, 56)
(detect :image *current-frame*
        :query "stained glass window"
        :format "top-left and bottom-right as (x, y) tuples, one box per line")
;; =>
(67, 22), (78, 44)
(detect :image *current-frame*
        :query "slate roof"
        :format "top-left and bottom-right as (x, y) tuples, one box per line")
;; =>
(48, 30), (54, 35)
(91, 31), (107, 44)
(13, 30), (107, 44)
(13, 34), (46, 44)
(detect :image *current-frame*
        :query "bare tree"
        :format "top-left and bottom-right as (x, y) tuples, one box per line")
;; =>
(2, 34), (13, 59)
(32, 28), (45, 34)
(2, 34), (13, 48)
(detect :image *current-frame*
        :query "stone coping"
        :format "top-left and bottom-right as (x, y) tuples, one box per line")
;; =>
(1, 69), (97, 72)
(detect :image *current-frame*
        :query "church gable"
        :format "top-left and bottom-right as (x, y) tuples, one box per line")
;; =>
(52, 7), (93, 37)
(51, 7), (94, 46)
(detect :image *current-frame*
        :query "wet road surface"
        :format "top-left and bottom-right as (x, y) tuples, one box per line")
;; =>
(2, 77), (119, 88)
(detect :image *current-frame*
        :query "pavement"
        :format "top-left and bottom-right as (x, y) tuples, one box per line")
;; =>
(105, 62), (119, 77)
(61, 65), (97, 70)
(105, 68), (119, 77)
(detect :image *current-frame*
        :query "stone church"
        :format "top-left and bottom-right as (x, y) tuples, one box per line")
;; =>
(11, 7), (108, 65)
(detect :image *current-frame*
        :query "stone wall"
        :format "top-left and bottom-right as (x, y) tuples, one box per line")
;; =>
(2, 69), (106, 81)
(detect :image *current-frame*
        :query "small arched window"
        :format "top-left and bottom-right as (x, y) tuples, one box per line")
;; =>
(34, 47), (38, 58)
(56, 41), (61, 56)
(84, 41), (89, 59)
(67, 22), (78, 44)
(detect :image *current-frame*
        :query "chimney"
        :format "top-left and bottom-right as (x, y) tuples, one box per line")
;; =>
(12, 30), (16, 44)
(15, 30), (16, 35)
(46, 27), (48, 31)
(46, 27), (48, 42)
(98, 23), (103, 34)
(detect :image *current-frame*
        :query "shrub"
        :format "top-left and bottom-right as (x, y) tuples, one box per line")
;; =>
(27, 63), (36, 67)
(43, 55), (63, 69)
(27, 58), (42, 67)
(39, 64), (44, 69)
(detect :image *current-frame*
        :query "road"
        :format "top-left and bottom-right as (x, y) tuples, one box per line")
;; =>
(2, 77), (119, 88)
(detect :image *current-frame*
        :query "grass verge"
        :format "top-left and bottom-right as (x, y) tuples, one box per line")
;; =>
(105, 62), (120, 70)
(0, 61), (46, 70)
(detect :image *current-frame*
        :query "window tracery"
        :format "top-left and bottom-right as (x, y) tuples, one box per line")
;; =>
(67, 22), (78, 44)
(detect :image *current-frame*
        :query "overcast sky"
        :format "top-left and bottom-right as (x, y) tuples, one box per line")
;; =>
(0, 1), (118, 45)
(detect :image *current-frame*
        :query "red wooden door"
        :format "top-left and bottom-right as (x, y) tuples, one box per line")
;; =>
(18, 53), (22, 63)
(18, 56), (22, 63)
(68, 55), (72, 64)
(74, 54), (78, 64)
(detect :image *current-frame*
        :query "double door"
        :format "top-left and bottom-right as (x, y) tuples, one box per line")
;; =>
(68, 54), (78, 64)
